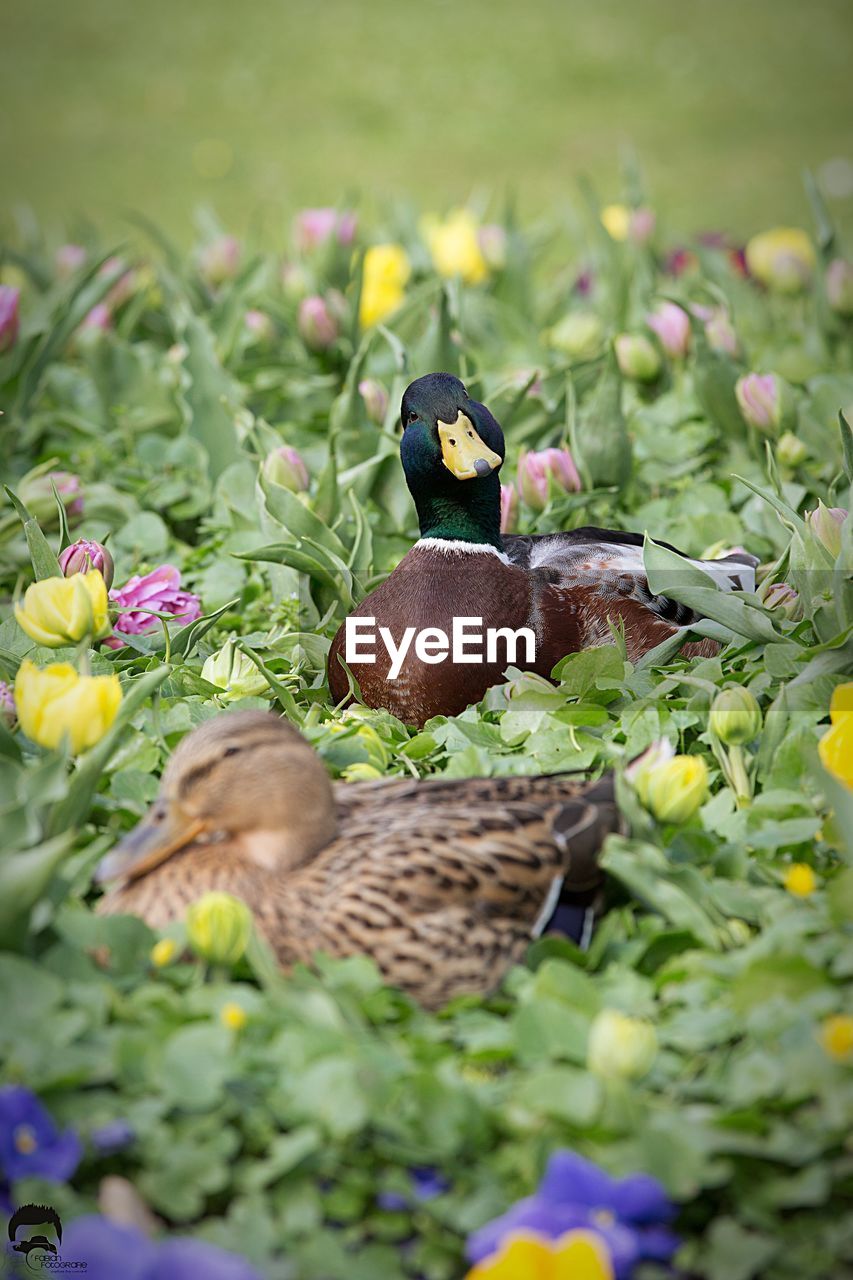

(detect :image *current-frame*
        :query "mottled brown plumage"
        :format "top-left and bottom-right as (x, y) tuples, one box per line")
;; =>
(96, 711), (620, 1008)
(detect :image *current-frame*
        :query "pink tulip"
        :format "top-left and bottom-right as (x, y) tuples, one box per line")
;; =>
(0, 679), (16, 730)
(735, 372), (794, 436)
(263, 445), (309, 493)
(58, 539), (115, 590)
(244, 309), (275, 345)
(108, 565), (201, 646)
(358, 378), (389, 425)
(704, 309), (739, 357)
(0, 286), (20, 354)
(806, 504), (848, 558)
(646, 302), (691, 358)
(80, 303), (112, 335)
(49, 472), (84, 519)
(762, 582), (800, 618)
(500, 483), (519, 534)
(294, 208), (357, 253)
(198, 235), (241, 286)
(628, 207), (656, 246)
(298, 295), (338, 351)
(518, 448), (581, 511)
(55, 244), (87, 279)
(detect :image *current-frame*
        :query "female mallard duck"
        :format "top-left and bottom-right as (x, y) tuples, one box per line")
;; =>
(95, 711), (619, 1009)
(328, 372), (757, 726)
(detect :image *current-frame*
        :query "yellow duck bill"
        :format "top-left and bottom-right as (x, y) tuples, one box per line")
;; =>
(437, 412), (502, 480)
(95, 808), (206, 885)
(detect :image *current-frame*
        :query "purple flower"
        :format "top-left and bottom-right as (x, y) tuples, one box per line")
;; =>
(0, 1085), (82, 1183)
(518, 448), (581, 511)
(466, 1150), (678, 1280)
(90, 1120), (135, 1156)
(0, 679), (17, 730)
(107, 565), (202, 647)
(55, 244), (88, 279)
(59, 539), (115, 589)
(0, 286), (20, 353)
(298, 295), (339, 351)
(574, 269), (594, 297)
(646, 301), (690, 358)
(61, 1217), (263, 1280)
(378, 1167), (450, 1211)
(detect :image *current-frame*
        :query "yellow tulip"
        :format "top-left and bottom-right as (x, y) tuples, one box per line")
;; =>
(634, 754), (709, 825)
(421, 209), (488, 285)
(819, 1014), (853, 1062)
(186, 891), (253, 966)
(14, 571), (111, 648)
(600, 204), (631, 242)
(818, 682), (853, 789)
(784, 863), (817, 898)
(466, 1230), (613, 1280)
(14, 659), (122, 754)
(359, 243), (411, 329)
(745, 227), (815, 293)
(150, 938), (178, 968)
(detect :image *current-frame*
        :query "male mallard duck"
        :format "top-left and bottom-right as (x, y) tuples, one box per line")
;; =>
(328, 372), (757, 726)
(95, 711), (619, 1009)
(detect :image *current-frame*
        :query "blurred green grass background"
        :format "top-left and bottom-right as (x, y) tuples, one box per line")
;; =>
(1, 0), (852, 242)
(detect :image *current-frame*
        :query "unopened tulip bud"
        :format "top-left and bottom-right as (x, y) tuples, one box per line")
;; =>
(710, 686), (762, 746)
(614, 333), (661, 382)
(198, 235), (241, 286)
(776, 432), (807, 468)
(280, 261), (311, 301)
(78, 304), (112, 344)
(600, 204), (630, 241)
(358, 378), (389, 425)
(244, 309), (275, 346)
(500, 483), (519, 534)
(628, 207), (656, 246)
(826, 259), (853, 317)
(646, 302), (690, 358)
(629, 746), (708, 824)
(202, 641), (269, 700)
(517, 448), (581, 511)
(298, 295), (338, 350)
(587, 1009), (657, 1080)
(548, 312), (604, 358)
(55, 244), (87, 279)
(806, 503), (848, 558)
(0, 680), (16, 731)
(58, 539), (114, 590)
(746, 227), (815, 293)
(18, 470), (84, 526)
(704, 309), (739, 357)
(263, 445), (309, 493)
(99, 257), (136, 309)
(186, 891), (253, 966)
(478, 224), (508, 269)
(0, 286), (20, 354)
(735, 372), (795, 436)
(762, 581), (800, 619)
(294, 208), (338, 253)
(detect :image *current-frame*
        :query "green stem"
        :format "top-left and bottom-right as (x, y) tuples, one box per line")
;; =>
(727, 744), (753, 806)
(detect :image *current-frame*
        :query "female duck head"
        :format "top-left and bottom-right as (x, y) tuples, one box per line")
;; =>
(400, 372), (505, 548)
(95, 711), (338, 884)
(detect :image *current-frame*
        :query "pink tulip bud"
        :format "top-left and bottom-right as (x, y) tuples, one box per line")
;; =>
(628, 207), (656, 246)
(806, 503), (848, 558)
(500, 483), (519, 534)
(58, 538), (115, 590)
(298, 295), (338, 351)
(646, 302), (691, 358)
(198, 235), (241, 286)
(98, 257), (136, 308)
(244, 309), (275, 346)
(0, 286), (20, 354)
(294, 208), (356, 253)
(19, 470), (84, 525)
(358, 378), (389, 425)
(826, 259), (853, 317)
(55, 244), (87, 279)
(518, 447), (581, 511)
(478, 224), (508, 269)
(264, 445), (309, 493)
(0, 679), (16, 731)
(336, 212), (358, 246)
(80, 303), (112, 337)
(762, 582), (800, 618)
(704, 309), (739, 357)
(614, 333), (661, 382)
(735, 372), (795, 436)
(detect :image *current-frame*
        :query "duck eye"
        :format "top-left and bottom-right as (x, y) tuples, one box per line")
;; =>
(405, 410), (418, 426)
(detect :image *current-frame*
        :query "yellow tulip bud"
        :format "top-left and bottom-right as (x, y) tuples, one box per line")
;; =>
(358, 244), (410, 329)
(745, 227), (815, 293)
(601, 203), (631, 241)
(587, 1009), (657, 1080)
(14, 571), (111, 647)
(186, 891), (253, 966)
(340, 762), (384, 782)
(14, 659), (122, 754)
(819, 1014), (853, 1062)
(636, 754), (709, 825)
(709, 686), (762, 746)
(220, 1002), (248, 1031)
(784, 863), (817, 897)
(421, 209), (488, 285)
(818, 682), (853, 789)
(150, 938), (178, 968)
